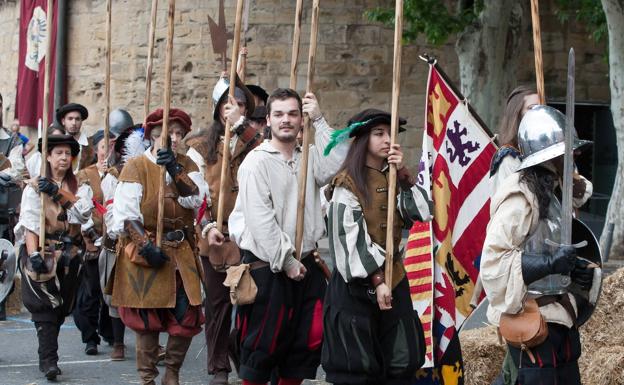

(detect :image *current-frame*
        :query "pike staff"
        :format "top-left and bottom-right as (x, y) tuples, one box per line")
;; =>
(104, 0), (112, 151)
(530, 0), (545, 104)
(215, 0), (245, 232)
(289, 0), (304, 89)
(39, 0), (54, 252)
(384, 0), (404, 282)
(144, 0), (159, 125)
(156, 0), (176, 246)
(237, 0), (251, 82)
(294, 0), (320, 260)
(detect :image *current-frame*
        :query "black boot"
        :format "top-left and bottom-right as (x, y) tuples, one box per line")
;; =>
(0, 299), (6, 321)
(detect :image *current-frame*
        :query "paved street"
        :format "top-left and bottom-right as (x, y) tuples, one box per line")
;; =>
(0, 312), (329, 385)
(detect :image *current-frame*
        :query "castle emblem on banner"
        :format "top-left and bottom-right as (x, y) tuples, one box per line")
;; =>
(25, 6), (47, 71)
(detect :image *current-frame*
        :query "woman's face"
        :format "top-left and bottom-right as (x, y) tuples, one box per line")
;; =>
(47, 145), (72, 173)
(367, 124), (391, 160)
(96, 139), (108, 163)
(522, 93), (540, 116)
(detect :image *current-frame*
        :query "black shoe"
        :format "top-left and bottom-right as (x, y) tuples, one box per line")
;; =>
(45, 365), (60, 380)
(85, 341), (98, 355)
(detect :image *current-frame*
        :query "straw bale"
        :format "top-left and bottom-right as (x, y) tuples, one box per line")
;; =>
(460, 326), (506, 385)
(5, 275), (22, 315)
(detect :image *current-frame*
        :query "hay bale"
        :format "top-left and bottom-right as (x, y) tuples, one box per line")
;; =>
(582, 346), (624, 385)
(5, 275), (22, 315)
(460, 326), (506, 385)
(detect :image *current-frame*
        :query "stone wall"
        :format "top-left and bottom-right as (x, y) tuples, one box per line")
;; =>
(0, 0), (610, 163)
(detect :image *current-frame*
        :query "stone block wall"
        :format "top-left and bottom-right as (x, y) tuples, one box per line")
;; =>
(0, 0), (609, 167)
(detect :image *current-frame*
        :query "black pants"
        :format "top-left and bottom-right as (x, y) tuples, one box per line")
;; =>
(322, 271), (425, 385)
(237, 251), (326, 383)
(73, 258), (113, 345)
(508, 323), (581, 385)
(33, 309), (65, 370)
(201, 257), (232, 374)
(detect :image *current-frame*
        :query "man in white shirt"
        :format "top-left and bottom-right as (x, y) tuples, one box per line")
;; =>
(211, 88), (348, 385)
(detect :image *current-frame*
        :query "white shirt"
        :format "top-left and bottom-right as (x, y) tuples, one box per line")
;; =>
(0, 129), (26, 180)
(229, 117), (349, 273)
(108, 149), (208, 239)
(14, 183), (94, 245)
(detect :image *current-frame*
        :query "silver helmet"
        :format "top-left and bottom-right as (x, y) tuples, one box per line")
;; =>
(517, 105), (591, 170)
(109, 108), (134, 137)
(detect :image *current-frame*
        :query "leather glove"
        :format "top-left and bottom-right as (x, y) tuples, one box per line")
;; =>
(156, 148), (180, 177)
(521, 245), (576, 285)
(38, 177), (59, 196)
(29, 252), (48, 274)
(138, 240), (170, 268)
(571, 258), (595, 291)
(0, 173), (14, 188)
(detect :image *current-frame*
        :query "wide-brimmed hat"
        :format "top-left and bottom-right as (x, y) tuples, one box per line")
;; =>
(55, 103), (88, 123)
(250, 105), (267, 121)
(91, 129), (117, 148)
(247, 84), (269, 105)
(144, 108), (192, 139)
(38, 134), (80, 157)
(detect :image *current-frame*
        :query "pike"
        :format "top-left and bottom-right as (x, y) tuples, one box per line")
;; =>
(144, 0), (159, 125)
(215, 0), (245, 233)
(237, 0), (251, 82)
(104, 0), (112, 152)
(39, 0), (54, 252)
(289, 0), (304, 89)
(384, 0), (404, 281)
(530, 0), (545, 104)
(156, 0), (176, 246)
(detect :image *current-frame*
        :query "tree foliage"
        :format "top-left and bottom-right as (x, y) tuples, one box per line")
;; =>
(365, 0), (484, 45)
(555, 0), (607, 43)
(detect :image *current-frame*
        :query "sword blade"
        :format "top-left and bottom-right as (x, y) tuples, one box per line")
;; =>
(561, 48), (575, 245)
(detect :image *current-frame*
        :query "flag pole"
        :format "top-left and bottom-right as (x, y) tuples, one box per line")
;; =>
(530, 0), (545, 104)
(384, 0), (404, 284)
(39, 0), (54, 252)
(104, 0), (112, 152)
(294, 0), (320, 260)
(144, 0), (159, 125)
(156, 0), (176, 247)
(215, 0), (245, 233)
(289, 0), (303, 90)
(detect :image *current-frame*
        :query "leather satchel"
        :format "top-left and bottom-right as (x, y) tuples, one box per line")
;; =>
(499, 298), (548, 364)
(223, 263), (257, 305)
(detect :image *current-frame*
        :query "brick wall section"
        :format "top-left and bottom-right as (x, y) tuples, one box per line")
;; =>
(0, 0), (609, 167)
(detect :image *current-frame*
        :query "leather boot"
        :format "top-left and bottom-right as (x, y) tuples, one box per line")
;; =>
(135, 331), (160, 385)
(111, 343), (125, 361)
(161, 335), (192, 385)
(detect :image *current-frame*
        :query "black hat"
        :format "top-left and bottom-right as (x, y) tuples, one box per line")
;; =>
(91, 129), (116, 148)
(250, 105), (267, 121)
(346, 109), (407, 138)
(38, 134), (80, 157)
(246, 84), (269, 105)
(56, 103), (89, 123)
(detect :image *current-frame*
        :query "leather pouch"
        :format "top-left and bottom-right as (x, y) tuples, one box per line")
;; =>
(223, 264), (257, 305)
(499, 298), (548, 364)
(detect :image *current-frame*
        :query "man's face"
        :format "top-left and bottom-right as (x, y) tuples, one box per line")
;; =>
(169, 122), (187, 153)
(268, 98), (302, 144)
(96, 139), (108, 163)
(62, 111), (83, 136)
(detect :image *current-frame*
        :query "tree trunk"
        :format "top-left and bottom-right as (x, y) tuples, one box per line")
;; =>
(600, 0), (624, 259)
(455, 0), (528, 131)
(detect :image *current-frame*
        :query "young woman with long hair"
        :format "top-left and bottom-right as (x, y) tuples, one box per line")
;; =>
(321, 109), (431, 385)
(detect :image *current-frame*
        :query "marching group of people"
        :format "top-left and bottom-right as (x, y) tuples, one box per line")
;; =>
(0, 70), (597, 385)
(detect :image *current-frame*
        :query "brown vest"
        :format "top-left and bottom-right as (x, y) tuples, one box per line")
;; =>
(331, 168), (404, 252)
(111, 153), (203, 309)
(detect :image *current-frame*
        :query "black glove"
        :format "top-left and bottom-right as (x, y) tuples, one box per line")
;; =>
(138, 240), (170, 268)
(38, 177), (59, 196)
(571, 258), (595, 291)
(0, 173), (14, 188)
(521, 245), (576, 285)
(156, 148), (181, 177)
(29, 252), (48, 274)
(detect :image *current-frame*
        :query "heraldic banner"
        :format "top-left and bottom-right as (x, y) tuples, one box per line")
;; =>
(16, 0), (59, 128)
(407, 58), (497, 384)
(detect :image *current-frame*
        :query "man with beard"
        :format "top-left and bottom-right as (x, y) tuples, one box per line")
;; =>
(185, 74), (258, 385)
(56, 103), (94, 171)
(220, 88), (349, 385)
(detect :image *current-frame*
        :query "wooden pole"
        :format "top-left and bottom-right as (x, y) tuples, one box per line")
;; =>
(39, 0), (54, 251)
(215, 0), (245, 232)
(144, 0), (159, 125)
(155, 0), (176, 247)
(104, 0), (112, 152)
(237, 0), (250, 82)
(294, 0), (320, 260)
(289, 0), (303, 90)
(384, 0), (404, 284)
(530, 0), (545, 104)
